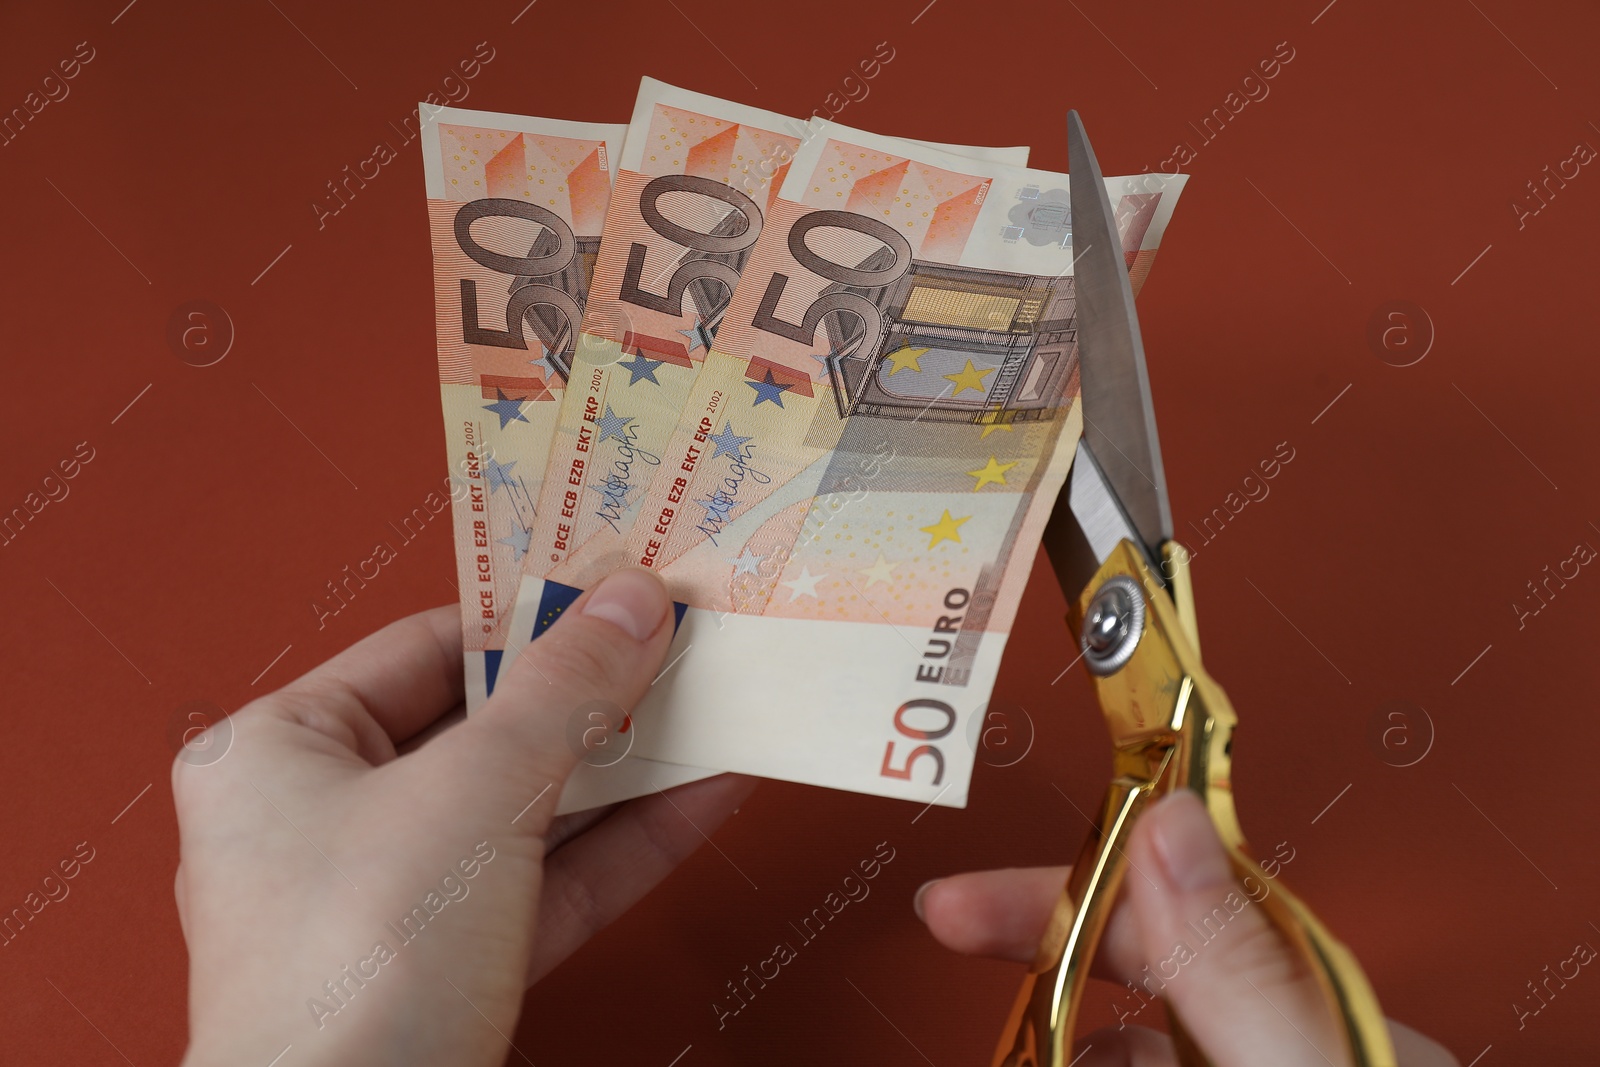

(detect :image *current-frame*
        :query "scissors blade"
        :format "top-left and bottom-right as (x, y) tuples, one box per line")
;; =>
(1066, 110), (1173, 565)
(1043, 436), (1145, 602)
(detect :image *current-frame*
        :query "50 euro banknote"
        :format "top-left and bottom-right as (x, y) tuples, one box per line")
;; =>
(422, 104), (622, 708)
(421, 104), (718, 812)
(512, 78), (1030, 613)
(509, 122), (1185, 807)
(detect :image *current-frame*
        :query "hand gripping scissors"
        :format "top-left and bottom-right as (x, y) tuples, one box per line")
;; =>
(990, 113), (1396, 1067)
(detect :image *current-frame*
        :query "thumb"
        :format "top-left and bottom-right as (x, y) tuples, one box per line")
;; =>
(430, 568), (675, 837)
(1125, 791), (1345, 1067)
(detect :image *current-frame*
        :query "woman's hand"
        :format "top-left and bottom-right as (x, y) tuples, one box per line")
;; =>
(174, 568), (754, 1067)
(916, 790), (1457, 1066)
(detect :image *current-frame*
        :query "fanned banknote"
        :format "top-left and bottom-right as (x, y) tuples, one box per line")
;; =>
(506, 121), (1184, 806)
(513, 80), (808, 602)
(505, 77), (1029, 658)
(422, 104), (622, 705)
(421, 105), (715, 812)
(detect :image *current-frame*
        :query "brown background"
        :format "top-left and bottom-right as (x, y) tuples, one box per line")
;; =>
(1, 0), (1596, 1062)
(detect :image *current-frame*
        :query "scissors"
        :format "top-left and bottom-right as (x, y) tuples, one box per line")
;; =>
(990, 112), (1397, 1066)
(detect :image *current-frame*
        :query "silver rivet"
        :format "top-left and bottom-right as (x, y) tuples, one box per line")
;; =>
(1082, 575), (1145, 676)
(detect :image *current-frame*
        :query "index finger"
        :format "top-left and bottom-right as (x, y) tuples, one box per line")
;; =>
(274, 604), (464, 753)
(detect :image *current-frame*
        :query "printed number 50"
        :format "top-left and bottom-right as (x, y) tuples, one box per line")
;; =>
(880, 698), (955, 786)
(617, 174), (760, 317)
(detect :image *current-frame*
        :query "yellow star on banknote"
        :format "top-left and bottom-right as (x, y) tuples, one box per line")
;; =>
(920, 510), (970, 549)
(883, 343), (928, 376)
(979, 421), (1014, 439)
(967, 456), (1017, 490)
(858, 553), (897, 587)
(943, 359), (994, 396)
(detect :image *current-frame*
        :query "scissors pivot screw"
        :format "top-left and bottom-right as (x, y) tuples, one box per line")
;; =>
(1081, 575), (1145, 676)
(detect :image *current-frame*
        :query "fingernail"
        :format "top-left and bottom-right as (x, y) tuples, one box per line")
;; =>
(1151, 792), (1233, 893)
(581, 569), (670, 642)
(913, 878), (940, 922)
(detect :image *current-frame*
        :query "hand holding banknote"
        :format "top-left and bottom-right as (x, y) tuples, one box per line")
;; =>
(173, 571), (753, 1067)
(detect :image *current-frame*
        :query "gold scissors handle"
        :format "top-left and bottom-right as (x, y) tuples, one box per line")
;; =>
(991, 541), (1396, 1067)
